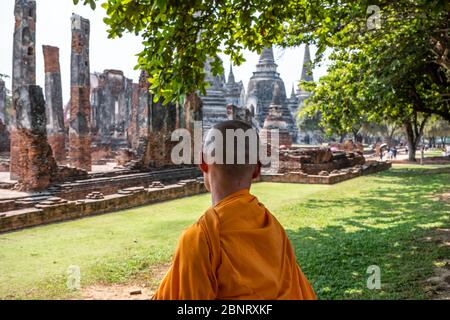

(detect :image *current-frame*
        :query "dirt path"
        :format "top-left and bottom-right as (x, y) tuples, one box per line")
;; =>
(81, 263), (170, 300)
(82, 284), (154, 300)
(423, 227), (450, 300)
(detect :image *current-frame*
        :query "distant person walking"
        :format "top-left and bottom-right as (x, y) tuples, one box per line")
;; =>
(392, 146), (397, 159)
(388, 148), (394, 160)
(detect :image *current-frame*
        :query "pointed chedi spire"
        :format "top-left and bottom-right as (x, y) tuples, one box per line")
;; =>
(255, 46), (278, 73)
(259, 47), (275, 64)
(227, 63), (235, 84)
(300, 44), (314, 82)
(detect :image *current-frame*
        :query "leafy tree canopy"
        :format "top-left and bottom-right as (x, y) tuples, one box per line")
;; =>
(74, 0), (448, 106)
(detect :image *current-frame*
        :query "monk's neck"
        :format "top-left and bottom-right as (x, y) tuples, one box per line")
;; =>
(210, 180), (251, 207)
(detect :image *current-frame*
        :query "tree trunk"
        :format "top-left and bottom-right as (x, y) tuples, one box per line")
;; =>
(403, 114), (429, 162)
(404, 125), (417, 162)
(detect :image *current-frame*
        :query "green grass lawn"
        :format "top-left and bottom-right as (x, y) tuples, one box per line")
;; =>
(422, 149), (446, 158)
(0, 164), (449, 300)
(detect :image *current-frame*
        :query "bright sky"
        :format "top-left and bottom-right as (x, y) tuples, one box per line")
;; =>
(0, 0), (329, 104)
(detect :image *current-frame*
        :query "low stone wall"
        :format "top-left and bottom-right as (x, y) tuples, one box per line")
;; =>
(261, 161), (391, 185)
(0, 162), (391, 234)
(0, 179), (206, 233)
(52, 167), (202, 201)
(0, 167), (202, 213)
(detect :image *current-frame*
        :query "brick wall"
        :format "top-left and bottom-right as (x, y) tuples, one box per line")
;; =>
(0, 179), (207, 233)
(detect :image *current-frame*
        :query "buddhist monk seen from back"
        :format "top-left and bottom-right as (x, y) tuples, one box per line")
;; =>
(153, 120), (316, 300)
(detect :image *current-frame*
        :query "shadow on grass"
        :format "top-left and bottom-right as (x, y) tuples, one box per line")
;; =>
(286, 167), (450, 300)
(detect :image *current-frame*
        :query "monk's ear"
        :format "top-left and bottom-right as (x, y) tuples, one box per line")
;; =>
(252, 161), (261, 179)
(199, 152), (208, 173)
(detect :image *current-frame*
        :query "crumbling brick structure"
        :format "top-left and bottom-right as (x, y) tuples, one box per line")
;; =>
(127, 82), (141, 150)
(43, 45), (65, 162)
(260, 82), (293, 148)
(0, 79), (6, 125)
(227, 104), (253, 125)
(183, 93), (203, 164)
(276, 147), (366, 175)
(128, 71), (151, 167)
(127, 71), (190, 168)
(69, 14), (91, 171)
(330, 140), (364, 154)
(260, 105), (293, 148)
(144, 98), (179, 167)
(90, 69), (133, 145)
(184, 93), (203, 132)
(11, 0), (37, 179)
(15, 85), (57, 191)
(0, 79), (10, 153)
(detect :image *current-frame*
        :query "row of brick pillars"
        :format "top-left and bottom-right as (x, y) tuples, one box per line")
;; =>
(9, 0), (92, 191)
(8, 0), (204, 191)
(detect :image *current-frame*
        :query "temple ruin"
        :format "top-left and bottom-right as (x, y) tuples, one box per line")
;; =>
(199, 58), (230, 131)
(0, 1), (391, 233)
(260, 82), (293, 148)
(245, 47), (298, 141)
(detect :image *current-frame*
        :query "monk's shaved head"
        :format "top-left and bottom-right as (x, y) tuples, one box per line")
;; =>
(203, 120), (260, 178)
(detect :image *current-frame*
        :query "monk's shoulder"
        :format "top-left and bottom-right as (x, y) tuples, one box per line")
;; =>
(180, 219), (206, 244)
(179, 209), (216, 243)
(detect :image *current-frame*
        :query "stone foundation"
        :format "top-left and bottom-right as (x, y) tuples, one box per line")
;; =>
(0, 179), (206, 233)
(0, 161), (391, 234)
(275, 147), (366, 175)
(261, 161), (391, 184)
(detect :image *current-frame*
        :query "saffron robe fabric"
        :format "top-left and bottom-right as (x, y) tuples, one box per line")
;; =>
(153, 189), (316, 300)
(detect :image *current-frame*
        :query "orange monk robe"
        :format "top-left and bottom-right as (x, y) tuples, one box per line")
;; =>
(153, 189), (316, 300)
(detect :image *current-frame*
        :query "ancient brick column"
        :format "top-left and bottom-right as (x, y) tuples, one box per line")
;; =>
(184, 93), (203, 164)
(145, 97), (178, 167)
(133, 71), (151, 162)
(127, 83), (140, 149)
(0, 79), (10, 153)
(43, 45), (65, 162)
(0, 79), (6, 124)
(69, 14), (91, 171)
(11, 0), (36, 179)
(137, 71), (150, 139)
(15, 85), (57, 191)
